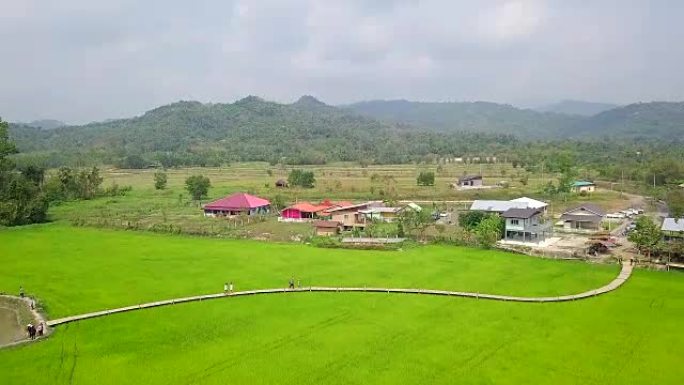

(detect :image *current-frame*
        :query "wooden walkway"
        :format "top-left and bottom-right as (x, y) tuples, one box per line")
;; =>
(46, 263), (633, 328)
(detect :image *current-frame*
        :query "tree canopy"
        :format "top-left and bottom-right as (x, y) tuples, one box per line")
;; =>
(185, 175), (211, 201)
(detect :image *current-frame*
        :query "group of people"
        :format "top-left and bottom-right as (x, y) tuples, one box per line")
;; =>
(26, 322), (44, 340)
(222, 277), (302, 294)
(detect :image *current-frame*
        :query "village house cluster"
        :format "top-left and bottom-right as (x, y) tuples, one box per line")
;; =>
(199, 183), (681, 254)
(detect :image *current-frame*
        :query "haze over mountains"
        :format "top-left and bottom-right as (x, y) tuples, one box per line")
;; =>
(534, 100), (620, 116)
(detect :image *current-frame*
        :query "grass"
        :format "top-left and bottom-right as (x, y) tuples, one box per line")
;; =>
(2, 224), (681, 384)
(0, 224), (616, 318)
(48, 162), (633, 240)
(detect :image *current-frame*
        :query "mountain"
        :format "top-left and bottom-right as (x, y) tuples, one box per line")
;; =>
(291, 95), (330, 110)
(570, 101), (684, 139)
(7, 96), (518, 167)
(536, 100), (619, 116)
(23, 119), (66, 130)
(344, 100), (579, 138)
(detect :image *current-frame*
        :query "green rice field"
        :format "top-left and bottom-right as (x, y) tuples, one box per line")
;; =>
(1, 224), (682, 384)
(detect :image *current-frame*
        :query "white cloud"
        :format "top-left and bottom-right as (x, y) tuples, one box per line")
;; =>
(0, 0), (683, 123)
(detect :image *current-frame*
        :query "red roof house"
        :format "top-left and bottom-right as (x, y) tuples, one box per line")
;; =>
(203, 193), (270, 217)
(280, 200), (357, 222)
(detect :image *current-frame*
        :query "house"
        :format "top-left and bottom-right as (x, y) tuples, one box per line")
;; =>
(509, 197), (548, 213)
(279, 200), (354, 222)
(559, 204), (606, 231)
(469, 200), (529, 214)
(275, 179), (288, 188)
(358, 207), (403, 223)
(456, 175), (483, 188)
(280, 202), (326, 222)
(313, 220), (341, 237)
(203, 193), (270, 217)
(323, 201), (381, 230)
(661, 218), (684, 240)
(572, 181), (596, 193)
(502, 208), (551, 243)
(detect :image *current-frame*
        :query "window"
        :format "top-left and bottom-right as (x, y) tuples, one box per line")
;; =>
(511, 219), (519, 225)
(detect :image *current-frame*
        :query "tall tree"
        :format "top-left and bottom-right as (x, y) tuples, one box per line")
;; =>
(474, 215), (504, 248)
(628, 216), (664, 260)
(154, 171), (168, 190)
(416, 171), (435, 186)
(0, 118), (49, 225)
(185, 175), (211, 201)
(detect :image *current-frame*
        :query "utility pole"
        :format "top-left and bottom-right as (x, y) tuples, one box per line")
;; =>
(621, 170), (624, 197)
(541, 162), (544, 186)
(653, 174), (656, 188)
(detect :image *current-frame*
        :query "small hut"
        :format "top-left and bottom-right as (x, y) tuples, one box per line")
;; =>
(313, 221), (341, 236)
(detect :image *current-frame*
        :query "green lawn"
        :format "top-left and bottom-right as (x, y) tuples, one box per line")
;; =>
(1, 224), (682, 384)
(0, 224), (617, 318)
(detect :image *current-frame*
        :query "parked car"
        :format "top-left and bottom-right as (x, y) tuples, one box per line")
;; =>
(607, 213), (626, 219)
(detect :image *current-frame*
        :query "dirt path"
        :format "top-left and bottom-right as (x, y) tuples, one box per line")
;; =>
(0, 295), (50, 349)
(44, 263), (633, 328)
(0, 307), (23, 345)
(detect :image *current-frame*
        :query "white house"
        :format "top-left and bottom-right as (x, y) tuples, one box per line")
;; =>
(559, 204), (606, 231)
(502, 208), (551, 243)
(509, 197), (548, 211)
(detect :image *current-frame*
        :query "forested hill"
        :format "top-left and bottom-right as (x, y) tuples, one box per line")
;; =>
(7, 96), (519, 167)
(7, 96), (683, 167)
(344, 100), (684, 140)
(566, 102), (684, 139)
(535, 100), (619, 116)
(344, 100), (579, 138)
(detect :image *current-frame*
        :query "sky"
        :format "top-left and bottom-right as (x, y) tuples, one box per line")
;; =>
(2, 0), (684, 124)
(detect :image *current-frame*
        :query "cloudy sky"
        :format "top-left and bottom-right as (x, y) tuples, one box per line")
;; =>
(2, 0), (683, 124)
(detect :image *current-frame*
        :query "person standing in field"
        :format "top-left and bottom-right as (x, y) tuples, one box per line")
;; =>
(37, 322), (44, 337)
(19, 286), (24, 298)
(224, 282), (228, 294)
(229, 282), (234, 293)
(289, 277), (295, 290)
(27, 323), (35, 340)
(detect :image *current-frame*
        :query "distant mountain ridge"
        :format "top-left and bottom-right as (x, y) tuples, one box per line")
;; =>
(20, 119), (66, 130)
(345, 99), (683, 139)
(7, 96), (683, 167)
(344, 99), (579, 138)
(535, 100), (620, 116)
(7, 96), (518, 166)
(568, 101), (684, 138)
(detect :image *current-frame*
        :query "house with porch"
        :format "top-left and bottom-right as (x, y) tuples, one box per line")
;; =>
(322, 201), (383, 230)
(455, 175), (483, 188)
(203, 192), (270, 217)
(502, 208), (551, 243)
(358, 206), (404, 223)
(559, 204), (605, 232)
(572, 181), (596, 193)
